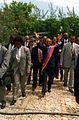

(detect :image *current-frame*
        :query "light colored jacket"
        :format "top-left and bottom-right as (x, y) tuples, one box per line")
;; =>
(0, 44), (10, 78)
(10, 46), (31, 76)
(60, 42), (79, 68)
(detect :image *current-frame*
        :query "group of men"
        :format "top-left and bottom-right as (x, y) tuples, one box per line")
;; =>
(0, 35), (31, 108)
(0, 32), (79, 109)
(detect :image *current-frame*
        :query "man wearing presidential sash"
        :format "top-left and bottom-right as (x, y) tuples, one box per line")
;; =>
(41, 38), (58, 96)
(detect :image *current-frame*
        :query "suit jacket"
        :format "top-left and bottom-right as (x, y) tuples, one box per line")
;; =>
(60, 42), (79, 68)
(42, 45), (59, 73)
(74, 54), (79, 97)
(0, 45), (10, 78)
(61, 39), (69, 46)
(10, 46), (31, 76)
(31, 43), (47, 69)
(5, 43), (14, 52)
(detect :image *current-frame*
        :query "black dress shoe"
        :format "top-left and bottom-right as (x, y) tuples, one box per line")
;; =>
(48, 89), (51, 92)
(39, 83), (42, 86)
(22, 93), (26, 97)
(1, 101), (6, 109)
(60, 77), (63, 81)
(69, 88), (74, 93)
(63, 83), (67, 87)
(32, 87), (35, 91)
(27, 81), (31, 85)
(10, 100), (16, 105)
(75, 97), (79, 104)
(41, 92), (45, 97)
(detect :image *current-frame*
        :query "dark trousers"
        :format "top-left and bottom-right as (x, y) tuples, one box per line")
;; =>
(42, 67), (55, 93)
(6, 84), (11, 91)
(32, 66), (42, 90)
(74, 69), (79, 97)
(60, 69), (63, 81)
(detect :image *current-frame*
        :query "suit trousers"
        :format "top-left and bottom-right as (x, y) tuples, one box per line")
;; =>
(64, 68), (69, 86)
(42, 67), (55, 93)
(64, 67), (74, 88)
(12, 71), (26, 100)
(0, 85), (6, 102)
(68, 68), (74, 89)
(32, 66), (42, 90)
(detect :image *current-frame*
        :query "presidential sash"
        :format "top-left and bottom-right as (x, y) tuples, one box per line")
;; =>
(42, 45), (55, 71)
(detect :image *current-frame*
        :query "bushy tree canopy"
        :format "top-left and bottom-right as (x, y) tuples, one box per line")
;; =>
(0, 1), (79, 44)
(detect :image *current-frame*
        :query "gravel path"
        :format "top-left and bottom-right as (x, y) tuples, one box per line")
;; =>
(0, 79), (79, 120)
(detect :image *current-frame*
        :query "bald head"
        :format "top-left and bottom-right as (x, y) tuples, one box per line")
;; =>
(46, 38), (52, 46)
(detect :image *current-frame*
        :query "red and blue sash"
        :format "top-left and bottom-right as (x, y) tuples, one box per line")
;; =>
(42, 45), (55, 71)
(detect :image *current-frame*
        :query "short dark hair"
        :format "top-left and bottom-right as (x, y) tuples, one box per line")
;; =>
(13, 35), (24, 45)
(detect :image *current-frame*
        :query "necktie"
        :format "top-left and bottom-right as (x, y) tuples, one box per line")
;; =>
(38, 48), (42, 63)
(71, 43), (75, 60)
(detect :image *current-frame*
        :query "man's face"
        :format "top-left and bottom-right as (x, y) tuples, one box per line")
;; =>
(39, 40), (43, 46)
(29, 41), (34, 46)
(14, 41), (22, 48)
(70, 37), (75, 43)
(46, 39), (52, 46)
(64, 33), (68, 40)
(64, 35), (68, 40)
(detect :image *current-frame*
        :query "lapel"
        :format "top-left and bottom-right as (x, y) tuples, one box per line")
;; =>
(68, 42), (72, 53)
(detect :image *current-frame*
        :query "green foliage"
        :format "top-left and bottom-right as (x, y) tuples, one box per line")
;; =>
(60, 17), (79, 36)
(0, 1), (35, 44)
(0, 1), (79, 44)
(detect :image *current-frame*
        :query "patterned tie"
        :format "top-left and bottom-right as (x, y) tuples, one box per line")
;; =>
(38, 48), (42, 63)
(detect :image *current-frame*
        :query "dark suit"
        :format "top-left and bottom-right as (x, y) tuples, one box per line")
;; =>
(74, 54), (79, 97)
(54, 42), (63, 79)
(42, 45), (58, 94)
(31, 43), (47, 90)
(5, 43), (13, 91)
(0, 45), (10, 104)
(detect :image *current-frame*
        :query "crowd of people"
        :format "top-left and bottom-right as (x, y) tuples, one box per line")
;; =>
(0, 32), (79, 109)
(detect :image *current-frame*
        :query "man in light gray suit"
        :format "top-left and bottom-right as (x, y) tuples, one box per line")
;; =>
(0, 44), (10, 109)
(60, 36), (79, 93)
(10, 36), (31, 105)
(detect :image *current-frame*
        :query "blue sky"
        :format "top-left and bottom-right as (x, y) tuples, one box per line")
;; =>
(0, 0), (79, 15)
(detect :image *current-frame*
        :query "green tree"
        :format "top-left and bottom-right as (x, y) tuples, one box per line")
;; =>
(0, 1), (35, 44)
(0, 1), (79, 44)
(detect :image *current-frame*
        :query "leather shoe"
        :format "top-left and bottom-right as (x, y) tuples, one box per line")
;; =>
(22, 93), (26, 97)
(63, 83), (67, 87)
(1, 101), (6, 109)
(48, 89), (51, 92)
(60, 77), (63, 81)
(10, 100), (16, 105)
(69, 88), (74, 93)
(41, 92), (45, 97)
(75, 97), (79, 104)
(32, 87), (35, 91)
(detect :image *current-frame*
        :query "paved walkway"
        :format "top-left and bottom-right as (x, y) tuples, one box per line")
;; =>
(0, 78), (79, 120)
